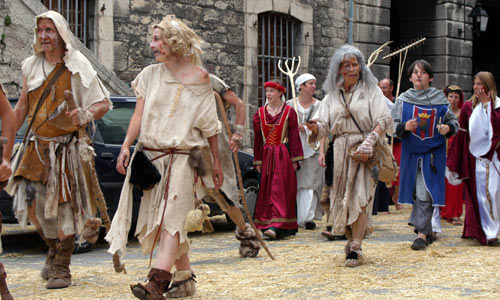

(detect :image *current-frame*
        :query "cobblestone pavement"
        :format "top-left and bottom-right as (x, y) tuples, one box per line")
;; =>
(1, 206), (499, 299)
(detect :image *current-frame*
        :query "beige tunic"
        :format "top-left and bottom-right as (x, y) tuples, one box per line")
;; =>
(310, 81), (393, 235)
(106, 64), (220, 257)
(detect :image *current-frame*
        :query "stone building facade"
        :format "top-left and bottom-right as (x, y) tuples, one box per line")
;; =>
(1, 0), (488, 148)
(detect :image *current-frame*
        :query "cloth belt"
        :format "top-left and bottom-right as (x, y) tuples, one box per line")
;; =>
(142, 147), (193, 266)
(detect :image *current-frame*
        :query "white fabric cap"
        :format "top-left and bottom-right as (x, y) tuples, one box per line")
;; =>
(295, 73), (316, 93)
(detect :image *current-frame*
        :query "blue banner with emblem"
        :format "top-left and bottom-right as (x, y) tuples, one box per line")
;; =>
(398, 102), (449, 206)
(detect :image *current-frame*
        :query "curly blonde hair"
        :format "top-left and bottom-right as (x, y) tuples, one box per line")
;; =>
(153, 15), (204, 65)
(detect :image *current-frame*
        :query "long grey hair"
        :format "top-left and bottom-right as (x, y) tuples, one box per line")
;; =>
(322, 44), (379, 94)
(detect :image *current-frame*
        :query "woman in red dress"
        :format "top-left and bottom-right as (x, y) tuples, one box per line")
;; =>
(253, 80), (304, 239)
(447, 72), (500, 245)
(441, 85), (465, 225)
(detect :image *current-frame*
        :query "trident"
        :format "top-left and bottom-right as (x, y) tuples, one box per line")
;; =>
(277, 56), (301, 112)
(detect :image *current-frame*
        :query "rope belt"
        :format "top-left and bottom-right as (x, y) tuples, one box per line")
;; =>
(142, 147), (193, 266)
(29, 131), (80, 219)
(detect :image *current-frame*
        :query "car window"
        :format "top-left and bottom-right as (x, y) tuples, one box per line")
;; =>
(95, 101), (135, 145)
(16, 119), (28, 139)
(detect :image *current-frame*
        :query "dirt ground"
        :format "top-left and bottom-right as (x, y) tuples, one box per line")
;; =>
(2, 206), (500, 300)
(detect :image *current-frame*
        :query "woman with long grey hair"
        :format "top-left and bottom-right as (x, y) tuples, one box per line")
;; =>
(306, 44), (392, 267)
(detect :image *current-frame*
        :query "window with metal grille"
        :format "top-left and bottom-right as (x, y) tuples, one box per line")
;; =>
(41, 0), (89, 46)
(257, 12), (301, 107)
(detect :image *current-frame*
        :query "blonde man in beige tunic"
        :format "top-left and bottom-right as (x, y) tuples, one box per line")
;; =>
(9, 11), (111, 289)
(105, 15), (222, 299)
(307, 45), (392, 267)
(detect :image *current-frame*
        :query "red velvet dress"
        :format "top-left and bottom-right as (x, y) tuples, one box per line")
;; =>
(252, 104), (303, 234)
(441, 134), (465, 220)
(447, 100), (500, 245)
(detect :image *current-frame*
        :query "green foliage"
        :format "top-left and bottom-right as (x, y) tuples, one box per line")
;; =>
(4, 15), (11, 27)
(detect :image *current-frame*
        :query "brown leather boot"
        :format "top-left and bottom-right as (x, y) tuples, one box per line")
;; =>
(0, 263), (13, 300)
(46, 236), (75, 289)
(165, 270), (196, 298)
(131, 268), (172, 300)
(41, 238), (57, 280)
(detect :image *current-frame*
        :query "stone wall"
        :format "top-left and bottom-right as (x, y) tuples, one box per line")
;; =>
(309, 0), (347, 98)
(113, 0), (246, 94)
(0, 0), (476, 148)
(0, 0), (40, 96)
(391, 0), (473, 95)
(353, 0), (391, 82)
(0, 0), (130, 97)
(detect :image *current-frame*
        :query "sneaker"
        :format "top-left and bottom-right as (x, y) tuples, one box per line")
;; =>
(411, 238), (428, 250)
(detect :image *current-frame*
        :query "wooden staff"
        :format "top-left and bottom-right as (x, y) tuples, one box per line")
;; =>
(213, 92), (275, 260)
(63, 90), (111, 231)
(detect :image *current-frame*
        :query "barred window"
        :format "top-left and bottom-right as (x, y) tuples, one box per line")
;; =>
(41, 0), (89, 45)
(257, 12), (301, 107)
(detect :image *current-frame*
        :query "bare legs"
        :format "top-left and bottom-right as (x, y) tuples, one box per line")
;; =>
(345, 206), (367, 267)
(155, 230), (191, 273)
(351, 206), (368, 249)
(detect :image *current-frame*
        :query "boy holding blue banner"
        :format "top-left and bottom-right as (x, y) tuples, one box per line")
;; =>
(391, 60), (459, 250)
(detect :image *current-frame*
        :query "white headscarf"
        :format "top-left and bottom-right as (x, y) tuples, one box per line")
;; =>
(32, 11), (97, 88)
(295, 73), (316, 93)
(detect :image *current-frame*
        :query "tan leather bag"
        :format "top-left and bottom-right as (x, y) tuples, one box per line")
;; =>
(374, 138), (399, 183)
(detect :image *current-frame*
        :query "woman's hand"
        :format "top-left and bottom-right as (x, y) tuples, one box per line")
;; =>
(116, 148), (130, 175)
(355, 132), (378, 162)
(318, 152), (326, 167)
(405, 119), (418, 131)
(477, 88), (491, 104)
(298, 123), (306, 133)
(255, 165), (262, 173)
(293, 162), (299, 170)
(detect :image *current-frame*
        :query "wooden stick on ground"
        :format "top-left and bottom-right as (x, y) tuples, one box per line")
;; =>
(213, 92), (275, 260)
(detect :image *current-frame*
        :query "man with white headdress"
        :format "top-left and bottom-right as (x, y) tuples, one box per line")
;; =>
(286, 74), (324, 229)
(9, 10), (111, 289)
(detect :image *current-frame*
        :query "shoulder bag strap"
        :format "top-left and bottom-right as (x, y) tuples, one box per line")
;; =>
(340, 90), (364, 135)
(22, 65), (68, 142)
